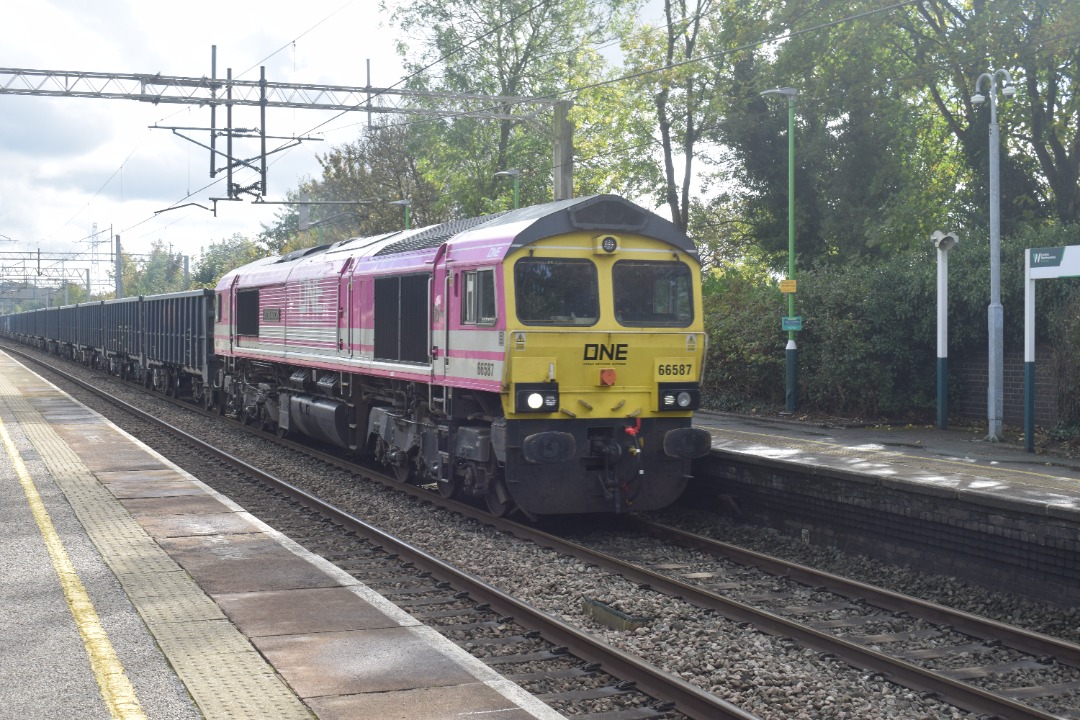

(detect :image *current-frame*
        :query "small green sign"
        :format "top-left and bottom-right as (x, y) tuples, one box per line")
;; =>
(781, 316), (802, 331)
(1030, 247), (1065, 268)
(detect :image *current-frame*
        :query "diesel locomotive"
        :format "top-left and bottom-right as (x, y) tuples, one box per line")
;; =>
(2, 194), (713, 517)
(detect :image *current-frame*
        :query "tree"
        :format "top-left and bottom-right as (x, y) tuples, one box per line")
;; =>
(193, 234), (267, 289)
(313, 123), (445, 235)
(110, 240), (186, 297)
(387, 0), (624, 213)
(714, 0), (965, 267)
(894, 0), (1056, 233)
(618, 0), (749, 231)
(257, 124), (448, 253)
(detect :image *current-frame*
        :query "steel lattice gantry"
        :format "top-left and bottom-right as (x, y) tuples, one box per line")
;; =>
(0, 62), (574, 202)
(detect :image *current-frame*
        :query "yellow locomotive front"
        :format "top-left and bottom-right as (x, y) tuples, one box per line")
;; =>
(496, 227), (713, 515)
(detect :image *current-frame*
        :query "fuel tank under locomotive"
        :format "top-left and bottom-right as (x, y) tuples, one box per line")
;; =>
(495, 417), (712, 515)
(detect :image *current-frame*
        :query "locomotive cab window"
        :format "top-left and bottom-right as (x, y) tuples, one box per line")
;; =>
(613, 261), (693, 327)
(461, 269), (497, 325)
(514, 258), (599, 326)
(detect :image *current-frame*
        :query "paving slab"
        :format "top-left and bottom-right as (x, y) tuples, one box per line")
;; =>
(307, 682), (540, 720)
(255, 627), (478, 697)
(215, 587), (402, 636)
(158, 533), (343, 594)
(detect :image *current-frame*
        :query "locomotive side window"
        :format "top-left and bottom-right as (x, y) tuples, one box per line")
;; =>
(236, 289), (260, 335)
(514, 258), (599, 326)
(461, 269), (497, 325)
(613, 261), (693, 327)
(215, 293), (224, 322)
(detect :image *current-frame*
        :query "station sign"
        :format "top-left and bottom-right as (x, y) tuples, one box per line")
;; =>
(1029, 246), (1080, 278)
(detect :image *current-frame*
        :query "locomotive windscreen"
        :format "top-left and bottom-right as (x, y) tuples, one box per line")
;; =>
(514, 258), (599, 326)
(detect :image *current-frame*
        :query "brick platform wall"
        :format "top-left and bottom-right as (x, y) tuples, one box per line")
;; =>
(694, 454), (1080, 606)
(953, 343), (1059, 426)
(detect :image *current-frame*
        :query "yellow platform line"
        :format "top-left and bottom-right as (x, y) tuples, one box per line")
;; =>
(0, 416), (147, 720)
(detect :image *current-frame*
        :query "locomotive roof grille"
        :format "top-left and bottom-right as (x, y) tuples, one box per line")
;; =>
(568, 198), (649, 231)
(375, 211), (511, 256)
(508, 195), (697, 259)
(277, 243), (332, 263)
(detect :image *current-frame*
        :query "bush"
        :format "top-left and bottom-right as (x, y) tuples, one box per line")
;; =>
(700, 268), (786, 411)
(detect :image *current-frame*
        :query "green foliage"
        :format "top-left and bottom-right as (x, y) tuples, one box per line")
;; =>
(700, 266), (786, 409)
(192, 234), (267, 289)
(796, 253), (938, 418)
(108, 240), (187, 298)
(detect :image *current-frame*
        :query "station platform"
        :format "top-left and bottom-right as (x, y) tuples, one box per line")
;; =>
(0, 350), (563, 720)
(695, 411), (1080, 513)
(692, 411), (1080, 603)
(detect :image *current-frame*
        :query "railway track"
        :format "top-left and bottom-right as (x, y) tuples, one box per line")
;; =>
(14, 343), (1080, 718)
(7, 345), (754, 720)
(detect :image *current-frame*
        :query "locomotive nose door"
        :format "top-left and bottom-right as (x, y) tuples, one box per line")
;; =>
(338, 258), (354, 358)
(431, 244), (450, 381)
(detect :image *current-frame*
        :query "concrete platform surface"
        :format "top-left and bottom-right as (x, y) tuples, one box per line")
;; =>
(696, 411), (1080, 518)
(0, 350), (563, 719)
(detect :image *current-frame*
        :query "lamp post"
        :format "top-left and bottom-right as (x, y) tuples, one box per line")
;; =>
(391, 199), (412, 229)
(932, 231), (959, 429)
(761, 86), (799, 413)
(495, 169), (521, 210)
(971, 68), (1015, 441)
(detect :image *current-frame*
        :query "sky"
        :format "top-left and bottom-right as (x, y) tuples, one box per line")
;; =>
(1, 0), (406, 280)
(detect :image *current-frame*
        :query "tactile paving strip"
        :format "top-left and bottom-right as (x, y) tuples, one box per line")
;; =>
(0, 366), (311, 720)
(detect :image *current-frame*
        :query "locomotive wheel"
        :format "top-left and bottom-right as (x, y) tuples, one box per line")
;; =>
(393, 455), (415, 484)
(436, 474), (461, 500)
(484, 478), (514, 517)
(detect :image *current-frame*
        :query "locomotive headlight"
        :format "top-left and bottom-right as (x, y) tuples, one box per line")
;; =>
(516, 383), (560, 413)
(594, 235), (620, 255)
(658, 384), (700, 412)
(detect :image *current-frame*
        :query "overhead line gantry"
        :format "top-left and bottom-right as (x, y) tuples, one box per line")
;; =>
(0, 48), (574, 210)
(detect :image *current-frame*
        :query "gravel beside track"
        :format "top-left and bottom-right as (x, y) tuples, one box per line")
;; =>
(21, 351), (1079, 719)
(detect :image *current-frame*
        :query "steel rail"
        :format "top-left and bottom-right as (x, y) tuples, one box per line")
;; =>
(465, 519), (1067, 720)
(628, 516), (1080, 669)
